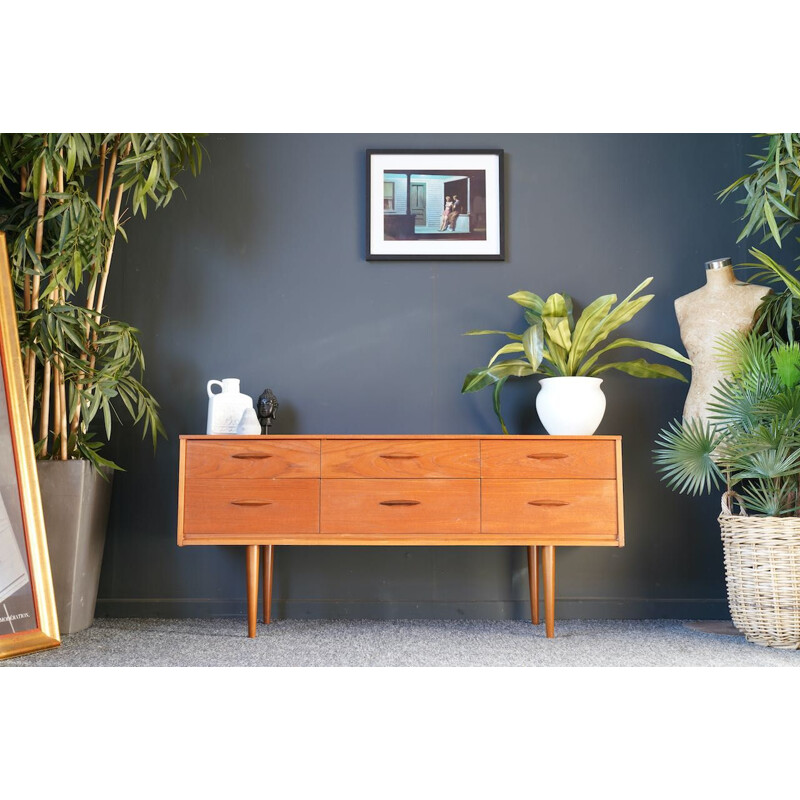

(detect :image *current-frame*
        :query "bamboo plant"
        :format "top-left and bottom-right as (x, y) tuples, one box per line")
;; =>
(718, 133), (800, 343)
(461, 277), (691, 433)
(0, 133), (203, 470)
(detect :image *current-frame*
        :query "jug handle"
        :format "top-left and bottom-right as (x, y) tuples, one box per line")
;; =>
(207, 379), (224, 398)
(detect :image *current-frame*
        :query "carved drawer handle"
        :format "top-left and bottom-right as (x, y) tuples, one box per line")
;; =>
(526, 453), (568, 460)
(527, 500), (569, 507)
(232, 453), (273, 460)
(379, 500), (421, 506)
(379, 453), (420, 460)
(231, 500), (273, 506)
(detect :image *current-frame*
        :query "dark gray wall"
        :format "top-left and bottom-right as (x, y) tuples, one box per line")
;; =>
(98, 133), (758, 620)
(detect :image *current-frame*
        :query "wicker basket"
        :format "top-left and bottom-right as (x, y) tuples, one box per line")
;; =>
(719, 492), (800, 649)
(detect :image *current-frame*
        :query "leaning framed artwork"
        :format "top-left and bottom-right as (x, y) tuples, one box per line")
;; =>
(0, 232), (60, 660)
(366, 149), (505, 261)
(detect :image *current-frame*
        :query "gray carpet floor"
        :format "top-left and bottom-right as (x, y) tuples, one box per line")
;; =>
(3, 618), (800, 667)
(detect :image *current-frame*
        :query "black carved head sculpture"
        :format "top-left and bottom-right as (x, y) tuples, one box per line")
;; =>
(256, 389), (279, 435)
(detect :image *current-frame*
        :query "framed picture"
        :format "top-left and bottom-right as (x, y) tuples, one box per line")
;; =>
(0, 232), (60, 661)
(367, 149), (505, 261)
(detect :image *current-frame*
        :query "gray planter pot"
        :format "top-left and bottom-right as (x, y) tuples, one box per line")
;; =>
(36, 461), (113, 635)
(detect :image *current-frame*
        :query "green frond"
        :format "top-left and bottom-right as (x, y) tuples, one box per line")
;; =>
(713, 330), (773, 383)
(707, 374), (781, 431)
(755, 385), (800, 418)
(653, 418), (725, 495)
(738, 479), (797, 516)
(772, 342), (800, 388)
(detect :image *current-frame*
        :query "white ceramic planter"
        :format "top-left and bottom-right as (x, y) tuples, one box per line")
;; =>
(535, 376), (606, 435)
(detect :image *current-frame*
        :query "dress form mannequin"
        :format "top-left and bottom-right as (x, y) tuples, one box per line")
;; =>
(675, 258), (769, 424)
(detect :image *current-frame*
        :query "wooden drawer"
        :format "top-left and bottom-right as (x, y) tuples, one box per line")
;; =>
(185, 439), (320, 479)
(481, 479), (618, 537)
(322, 439), (479, 479)
(480, 439), (616, 480)
(321, 479), (480, 534)
(183, 478), (319, 535)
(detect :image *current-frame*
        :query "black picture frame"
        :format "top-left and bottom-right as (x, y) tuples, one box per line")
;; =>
(366, 149), (505, 261)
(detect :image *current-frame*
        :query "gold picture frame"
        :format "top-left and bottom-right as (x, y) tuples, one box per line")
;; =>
(0, 231), (60, 660)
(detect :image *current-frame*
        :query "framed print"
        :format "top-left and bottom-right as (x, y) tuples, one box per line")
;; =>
(367, 149), (505, 261)
(0, 232), (60, 660)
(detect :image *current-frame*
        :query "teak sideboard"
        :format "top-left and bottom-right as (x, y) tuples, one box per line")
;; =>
(177, 434), (624, 638)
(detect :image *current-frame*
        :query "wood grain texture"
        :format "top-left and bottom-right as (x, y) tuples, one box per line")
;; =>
(176, 434), (625, 638)
(183, 478), (320, 535)
(543, 546), (555, 638)
(185, 439), (320, 479)
(263, 544), (274, 625)
(180, 434), (622, 441)
(615, 437), (625, 547)
(180, 532), (622, 546)
(177, 438), (187, 545)
(481, 479), (618, 537)
(321, 479), (480, 534)
(480, 438), (616, 479)
(322, 439), (480, 478)
(246, 545), (259, 638)
(528, 545), (539, 625)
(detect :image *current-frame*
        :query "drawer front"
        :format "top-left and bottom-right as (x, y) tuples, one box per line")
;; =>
(481, 479), (618, 537)
(183, 478), (319, 534)
(321, 479), (480, 534)
(481, 439), (616, 480)
(185, 440), (320, 479)
(322, 439), (480, 479)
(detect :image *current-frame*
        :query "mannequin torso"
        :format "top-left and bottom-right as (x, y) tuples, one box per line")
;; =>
(675, 265), (769, 422)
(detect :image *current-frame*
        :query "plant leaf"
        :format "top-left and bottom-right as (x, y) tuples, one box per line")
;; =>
(541, 293), (572, 352)
(464, 329), (523, 341)
(653, 418), (724, 495)
(763, 195), (782, 247)
(592, 359), (688, 381)
(492, 376), (509, 434)
(488, 342), (525, 366)
(521, 323), (544, 372)
(578, 338), (691, 376)
(507, 291), (544, 313)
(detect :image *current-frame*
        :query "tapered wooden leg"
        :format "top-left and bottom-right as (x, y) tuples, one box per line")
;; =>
(527, 545), (540, 625)
(542, 546), (556, 638)
(262, 544), (274, 625)
(246, 545), (259, 638)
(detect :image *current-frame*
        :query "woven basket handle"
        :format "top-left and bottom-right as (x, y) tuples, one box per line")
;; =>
(721, 490), (747, 517)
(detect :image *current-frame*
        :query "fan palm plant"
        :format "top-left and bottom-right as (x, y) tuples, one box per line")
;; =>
(462, 277), (690, 432)
(654, 331), (800, 516)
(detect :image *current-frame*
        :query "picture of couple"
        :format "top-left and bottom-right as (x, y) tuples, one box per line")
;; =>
(438, 194), (462, 232)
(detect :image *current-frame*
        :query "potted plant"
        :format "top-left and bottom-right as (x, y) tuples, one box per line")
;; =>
(654, 331), (800, 648)
(0, 133), (203, 633)
(462, 277), (690, 434)
(650, 132), (800, 649)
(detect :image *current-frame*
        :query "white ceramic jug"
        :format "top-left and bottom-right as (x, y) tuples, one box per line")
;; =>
(206, 378), (253, 434)
(236, 407), (261, 435)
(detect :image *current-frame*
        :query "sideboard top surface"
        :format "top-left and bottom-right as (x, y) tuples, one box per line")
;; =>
(180, 434), (622, 441)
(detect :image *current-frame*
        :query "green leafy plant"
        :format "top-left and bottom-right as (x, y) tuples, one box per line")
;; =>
(717, 134), (800, 343)
(654, 332), (800, 516)
(461, 277), (690, 433)
(0, 133), (203, 471)
(718, 133), (800, 249)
